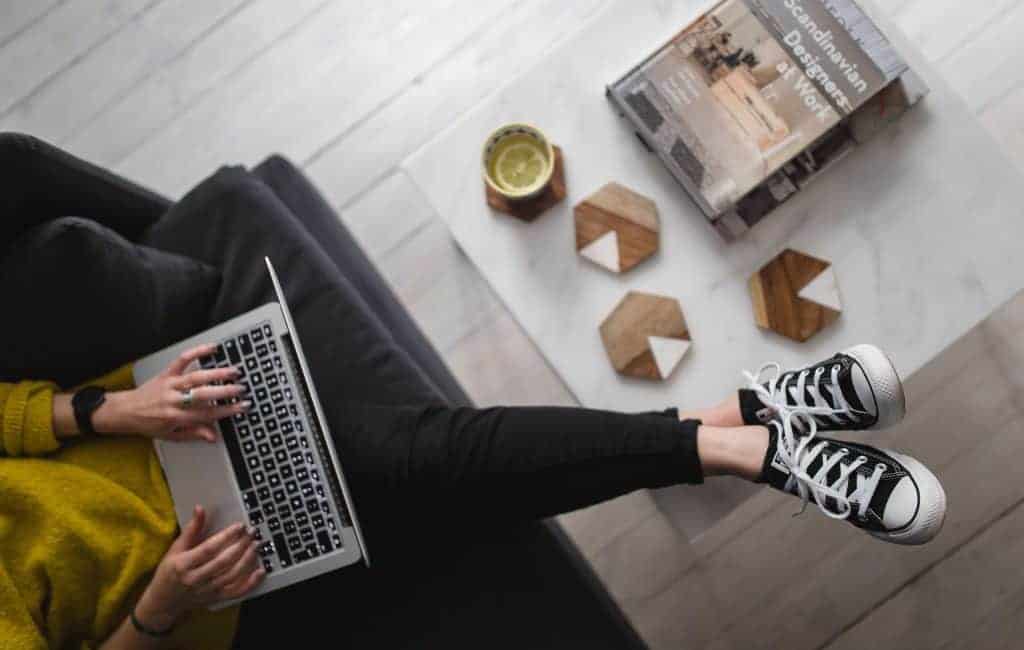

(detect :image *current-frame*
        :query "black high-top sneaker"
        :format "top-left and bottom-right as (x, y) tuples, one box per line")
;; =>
(740, 344), (906, 433)
(759, 416), (946, 545)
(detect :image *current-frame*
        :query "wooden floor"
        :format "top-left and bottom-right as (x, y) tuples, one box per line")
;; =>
(3, 0), (1023, 647)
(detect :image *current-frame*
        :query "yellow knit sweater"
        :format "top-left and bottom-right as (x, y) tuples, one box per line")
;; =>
(0, 364), (239, 649)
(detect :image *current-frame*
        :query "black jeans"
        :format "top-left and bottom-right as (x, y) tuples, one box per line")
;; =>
(140, 168), (705, 641)
(140, 165), (704, 526)
(0, 135), (703, 642)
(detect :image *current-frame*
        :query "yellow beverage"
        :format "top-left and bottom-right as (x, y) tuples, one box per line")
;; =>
(482, 124), (554, 200)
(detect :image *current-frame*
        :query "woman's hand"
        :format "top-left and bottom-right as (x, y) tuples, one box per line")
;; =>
(133, 505), (265, 632)
(95, 344), (251, 442)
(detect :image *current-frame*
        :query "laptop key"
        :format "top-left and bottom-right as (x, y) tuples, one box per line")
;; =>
(224, 340), (240, 364)
(317, 530), (333, 553)
(239, 334), (253, 356)
(273, 533), (292, 566)
(219, 418), (251, 490)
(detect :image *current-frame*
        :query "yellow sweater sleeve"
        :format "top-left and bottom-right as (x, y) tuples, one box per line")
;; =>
(0, 380), (60, 457)
(0, 364), (137, 457)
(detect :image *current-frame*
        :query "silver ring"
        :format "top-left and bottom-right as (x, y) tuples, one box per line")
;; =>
(180, 389), (195, 409)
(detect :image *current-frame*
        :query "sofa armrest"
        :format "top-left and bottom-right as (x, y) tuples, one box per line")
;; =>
(251, 154), (471, 407)
(0, 133), (172, 246)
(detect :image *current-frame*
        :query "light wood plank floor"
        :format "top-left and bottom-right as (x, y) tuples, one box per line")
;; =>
(3, 1), (1023, 647)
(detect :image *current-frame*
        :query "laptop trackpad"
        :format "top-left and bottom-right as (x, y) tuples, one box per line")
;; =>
(157, 437), (246, 537)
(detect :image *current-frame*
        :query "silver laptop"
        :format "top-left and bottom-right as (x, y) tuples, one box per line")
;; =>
(134, 258), (368, 606)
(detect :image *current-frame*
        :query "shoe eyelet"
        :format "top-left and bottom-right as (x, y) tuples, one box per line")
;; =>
(838, 448), (849, 456)
(876, 463), (887, 472)
(832, 364), (841, 372)
(857, 455), (868, 463)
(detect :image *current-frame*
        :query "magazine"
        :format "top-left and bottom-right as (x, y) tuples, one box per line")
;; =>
(607, 0), (927, 239)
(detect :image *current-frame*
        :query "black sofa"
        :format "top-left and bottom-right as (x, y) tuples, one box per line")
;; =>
(2, 134), (646, 649)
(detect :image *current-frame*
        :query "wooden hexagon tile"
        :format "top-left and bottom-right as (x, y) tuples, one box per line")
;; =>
(600, 291), (691, 380)
(574, 182), (659, 273)
(749, 249), (841, 342)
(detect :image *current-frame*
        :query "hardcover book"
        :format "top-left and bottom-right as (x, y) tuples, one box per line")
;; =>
(607, 0), (927, 239)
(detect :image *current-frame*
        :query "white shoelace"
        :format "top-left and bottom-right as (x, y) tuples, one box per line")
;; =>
(742, 362), (865, 431)
(744, 363), (882, 520)
(771, 410), (884, 520)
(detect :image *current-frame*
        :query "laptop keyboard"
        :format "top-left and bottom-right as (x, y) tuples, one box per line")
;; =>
(201, 321), (345, 573)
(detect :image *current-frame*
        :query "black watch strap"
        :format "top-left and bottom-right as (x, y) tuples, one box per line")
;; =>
(72, 386), (107, 435)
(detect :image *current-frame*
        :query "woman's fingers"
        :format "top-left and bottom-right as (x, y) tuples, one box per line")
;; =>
(173, 366), (240, 390)
(178, 402), (251, 426)
(187, 383), (245, 403)
(180, 522), (247, 569)
(219, 565), (267, 601)
(211, 540), (261, 591)
(165, 344), (217, 376)
(174, 505), (208, 551)
(189, 533), (255, 586)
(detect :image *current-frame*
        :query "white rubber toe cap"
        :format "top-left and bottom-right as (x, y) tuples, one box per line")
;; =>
(881, 475), (918, 530)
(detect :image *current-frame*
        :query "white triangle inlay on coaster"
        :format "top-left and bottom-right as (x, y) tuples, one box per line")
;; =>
(579, 230), (620, 272)
(798, 266), (842, 311)
(647, 336), (690, 379)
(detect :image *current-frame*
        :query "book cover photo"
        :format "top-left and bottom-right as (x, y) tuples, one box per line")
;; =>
(609, 0), (924, 239)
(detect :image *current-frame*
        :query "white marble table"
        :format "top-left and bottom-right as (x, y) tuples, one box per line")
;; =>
(403, 0), (1024, 450)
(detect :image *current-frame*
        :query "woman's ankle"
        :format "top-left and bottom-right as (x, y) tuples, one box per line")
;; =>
(696, 424), (770, 481)
(679, 394), (745, 428)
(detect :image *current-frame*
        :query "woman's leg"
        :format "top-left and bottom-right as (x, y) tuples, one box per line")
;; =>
(337, 398), (769, 543)
(0, 132), (169, 243)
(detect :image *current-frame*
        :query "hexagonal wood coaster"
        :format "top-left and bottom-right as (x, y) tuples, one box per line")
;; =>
(485, 146), (566, 222)
(574, 182), (659, 273)
(750, 248), (842, 342)
(600, 291), (691, 381)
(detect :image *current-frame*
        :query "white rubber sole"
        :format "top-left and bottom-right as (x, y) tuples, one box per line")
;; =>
(869, 450), (947, 546)
(843, 344), (906, 429)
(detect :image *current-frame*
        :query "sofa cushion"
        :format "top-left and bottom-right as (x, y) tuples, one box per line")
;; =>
(0, 216), (220, 387)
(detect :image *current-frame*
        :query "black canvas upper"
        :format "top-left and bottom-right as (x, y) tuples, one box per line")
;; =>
(740, 352), (877, 431)
(760, 428), (915, 533)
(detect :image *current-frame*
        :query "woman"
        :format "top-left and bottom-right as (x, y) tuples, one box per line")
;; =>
(0, 136), (945, 649)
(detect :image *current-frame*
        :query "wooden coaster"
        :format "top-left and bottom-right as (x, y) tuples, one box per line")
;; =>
(574, 182), (659, 273)
(749, 249), (842, 342)
(599, 291), (691, 381)
(485, 146), (566, 222)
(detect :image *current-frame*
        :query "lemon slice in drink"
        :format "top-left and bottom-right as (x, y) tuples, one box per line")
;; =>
(482, 123), (554, 200)
(495, 142), (548, 192)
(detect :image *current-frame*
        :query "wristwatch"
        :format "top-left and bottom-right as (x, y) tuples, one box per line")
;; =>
(72, 386), (107, 435)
